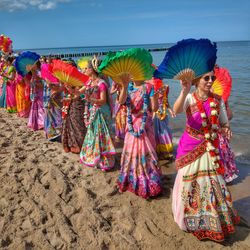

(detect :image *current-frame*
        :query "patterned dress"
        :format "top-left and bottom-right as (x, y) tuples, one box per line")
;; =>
(6, 66), (17, 113)
(0, 80), (7, 108)
(44, 85), (63, 141)
(0, 62), (7, 108)
(172, 92), (240, 242)
(27, 75), (45, 131)
(218, 132), (239, 183)
(111, 82), (127, 139)
(15, 74), (31, 118)
(153, 85), (173, 159)
(62, 92), (86, 153)
(117, 83), (162, 199)
(80, 79), (116, 171)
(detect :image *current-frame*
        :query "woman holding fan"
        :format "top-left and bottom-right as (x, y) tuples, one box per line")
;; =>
(27, 61), (45, 131)
(1, 56), (17, 112)
(61, 83), (86, 153)
(79, 56), (116, 171)
(154, 38), (240, 241)
(152, 80), (175, 160)
(116, 74), (162, 199)
(172, 72), (240, 242)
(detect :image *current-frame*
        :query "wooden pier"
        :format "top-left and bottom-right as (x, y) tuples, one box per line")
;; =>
(44, 47), (168, 59)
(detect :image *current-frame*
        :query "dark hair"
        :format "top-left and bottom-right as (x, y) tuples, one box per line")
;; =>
(36, 60), (41, 69)
(62, 58), (77, 68)
(6, 56), (15, 64)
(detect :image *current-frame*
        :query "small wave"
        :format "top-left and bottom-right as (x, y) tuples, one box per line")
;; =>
(235, 152), (250, 165)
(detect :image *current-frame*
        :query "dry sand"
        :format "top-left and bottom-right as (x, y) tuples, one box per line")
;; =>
(0, 109), (250, 250)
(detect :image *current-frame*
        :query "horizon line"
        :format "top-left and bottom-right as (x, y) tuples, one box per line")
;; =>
(15, 39), (250, 51)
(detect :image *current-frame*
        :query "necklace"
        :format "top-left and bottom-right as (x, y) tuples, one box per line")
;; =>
(83, 79), (99, 126)
(195, 90), (209, 101)
(126, 84), (148, 138)
(156, 86), (168, 120)
(193, 92), (225, 175)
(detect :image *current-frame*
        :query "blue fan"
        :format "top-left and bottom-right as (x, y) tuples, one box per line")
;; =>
(154, 39), (217, 81)
(14, 51), (40, 77)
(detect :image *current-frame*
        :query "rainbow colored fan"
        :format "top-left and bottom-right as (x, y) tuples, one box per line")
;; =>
(0, 34), (12, 53)
(77, 56), (91, 70)
(51, 59), (89, 87)
(41, 63), (59, 83)
(212, 66), (232, 102)
(98, 48), (155, 84)
(14, 51), (40, 77)
(154, 39), (217, 81)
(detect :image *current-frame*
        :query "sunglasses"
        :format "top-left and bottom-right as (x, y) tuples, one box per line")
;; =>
(203, 75), (216, 82)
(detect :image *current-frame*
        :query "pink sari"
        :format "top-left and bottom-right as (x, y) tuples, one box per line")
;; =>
(5, 66), (17, 113)
(117, 83), (162, 199)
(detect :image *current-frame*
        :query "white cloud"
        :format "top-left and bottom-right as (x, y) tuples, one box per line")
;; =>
(0, 0), (71, 12)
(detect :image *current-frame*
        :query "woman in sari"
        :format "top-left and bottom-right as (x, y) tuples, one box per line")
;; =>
(110, 81), (127, 140)
(217, 101), (239, 183)
(0, 58), (7, 108)
(5, 57), (17, 113)
(15, 72), (31, 118)
(27, 62), (45, 131)
(79, 58), (116, 171)
(61, 84), (86, 153)
(117, 74), (162, 199)
(43, 82), (63, 141)
(153, 83), (175, 160)
(172, 72), (240, 242)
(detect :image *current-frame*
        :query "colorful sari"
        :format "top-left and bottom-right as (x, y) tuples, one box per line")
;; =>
(6, 66), (17, 113)
(80, 80), (116, 171)
(0, 81), (6, 108)
(153, 85), (173, 159)
(114, 102), (127, 139)
(218, 132), (239, 183)
(0, 62), (7, 108)
(172, 92), (240, 242)
(44, 86), (63, 141)
(117, 83), (162, 199)
(27, 76), (45, 131)
(15, 74), (31, 118)
(62, 93), (86, 153)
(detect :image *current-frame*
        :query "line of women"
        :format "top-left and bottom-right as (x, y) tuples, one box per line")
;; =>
(0, 51), (240, 243)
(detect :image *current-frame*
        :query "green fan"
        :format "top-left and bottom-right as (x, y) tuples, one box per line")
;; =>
(98, 48), (154, 83)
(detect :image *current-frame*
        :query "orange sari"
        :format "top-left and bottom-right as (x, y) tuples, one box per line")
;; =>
(15, 74), (31, 118)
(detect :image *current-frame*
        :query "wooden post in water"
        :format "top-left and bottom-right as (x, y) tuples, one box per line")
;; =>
(42, 47), (168, 59)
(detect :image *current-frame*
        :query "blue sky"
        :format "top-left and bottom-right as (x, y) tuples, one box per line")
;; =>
(0, 0), (249, 49)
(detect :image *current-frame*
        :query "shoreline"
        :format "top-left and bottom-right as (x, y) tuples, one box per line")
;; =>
(0, 109), (250, 249)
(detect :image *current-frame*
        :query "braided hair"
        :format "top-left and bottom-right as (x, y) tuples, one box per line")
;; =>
(87, 55), (101, 75)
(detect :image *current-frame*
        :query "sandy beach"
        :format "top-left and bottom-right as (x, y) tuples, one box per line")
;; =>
(0, 109), (250, 250)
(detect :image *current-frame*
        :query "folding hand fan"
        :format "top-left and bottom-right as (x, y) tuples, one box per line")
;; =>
(14, 51), (40, 77)
(98, 48), (155, 84)
(154, 39), (217, 81)
(41, 63), (59, 83)
(0, 34), (12, 53)
(212, 66), (232, 102)
(77, 56), (91, 70)
(51, 59), (89, 87)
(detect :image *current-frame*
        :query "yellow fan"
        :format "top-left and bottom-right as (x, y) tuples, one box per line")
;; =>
(77, 56), (91, 70)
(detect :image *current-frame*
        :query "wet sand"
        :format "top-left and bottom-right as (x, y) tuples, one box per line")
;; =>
(0, 109), (250, 249)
